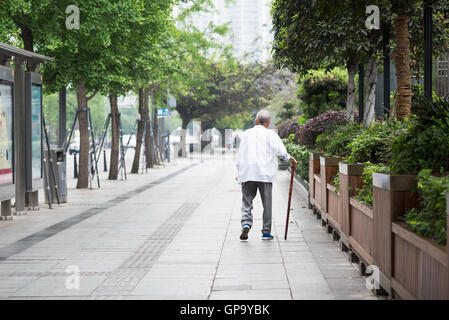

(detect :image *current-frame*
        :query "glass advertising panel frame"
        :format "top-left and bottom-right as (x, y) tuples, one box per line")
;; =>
(25, 72), (43, 191)
(0, 65), (15, 201)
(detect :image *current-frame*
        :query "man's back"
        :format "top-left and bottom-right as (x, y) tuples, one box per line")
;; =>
(236, 125), (289, 184)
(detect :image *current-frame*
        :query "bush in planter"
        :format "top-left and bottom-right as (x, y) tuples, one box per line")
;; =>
(402, 169), (449, 245)
(277, 118), (300, 139)
(347, 120), (409, 164)
(354, 163), (390, 207)
(315, 122), (364, 158)
(298, 110), (350, 148)
(390, 97), (449, 175)
(298, 69), (348, 119)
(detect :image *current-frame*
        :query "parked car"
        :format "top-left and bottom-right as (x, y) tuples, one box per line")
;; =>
(69, 137), (80, 155)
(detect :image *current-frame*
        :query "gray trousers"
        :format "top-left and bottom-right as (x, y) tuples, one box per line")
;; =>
(241, 181), (273, 234)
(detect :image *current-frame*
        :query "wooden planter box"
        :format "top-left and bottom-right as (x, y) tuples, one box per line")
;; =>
(339, 163), (365, 247)
(349, 197), (374, 266)
(319, 156), (341, 222)
(309, 152), (323, 211)
(391, 221), (448, 299)
(372, 172), (423, 297)
(326, 183), (340, 231)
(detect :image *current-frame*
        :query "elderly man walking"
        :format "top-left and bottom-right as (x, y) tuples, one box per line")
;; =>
(236, 110), (297, 241)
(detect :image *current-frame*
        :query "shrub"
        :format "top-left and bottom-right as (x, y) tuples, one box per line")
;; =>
(402, 169), (449, 246)
(390, 97), (449, 175)
(285, 142), (310, 182)
(315, 122), (364, 158)
(298, 69), (348, 119)
(354, 163), (390, 207)
(331, 174), (340, 195)
(276, 102), (298, 125)
(277, 118), (300, 139)
(298, 110), (350, 148)
(347, 120), (408, 164)
(297, 114), (307, 126)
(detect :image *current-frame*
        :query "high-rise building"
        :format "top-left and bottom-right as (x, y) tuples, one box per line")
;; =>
(181, 0), (273, 61)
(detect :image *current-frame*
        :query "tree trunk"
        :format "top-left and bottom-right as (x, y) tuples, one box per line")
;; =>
(392, 15), (412, 119)
(346, 62), (357, 121)
(152, 107), (160, 164)
(363, 56), (378, 126)
(108, 91), (119, 180)
(144, 91), (153, 168)
(131, 88), (145, 173)
(179, 118), (189, 158)
(76, 83), (89, 189)
(20, 24), (38, 72)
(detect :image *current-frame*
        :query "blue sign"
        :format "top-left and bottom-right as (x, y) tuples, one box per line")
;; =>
(157, 108), (170, 118)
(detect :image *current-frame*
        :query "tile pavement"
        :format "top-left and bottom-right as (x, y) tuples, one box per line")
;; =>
(0, 152), (378, 300)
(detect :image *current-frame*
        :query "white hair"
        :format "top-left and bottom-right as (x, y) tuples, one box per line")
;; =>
(255, 110), (271, 125)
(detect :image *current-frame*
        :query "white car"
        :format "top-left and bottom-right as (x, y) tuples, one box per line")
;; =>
(69, 137), (80, 154)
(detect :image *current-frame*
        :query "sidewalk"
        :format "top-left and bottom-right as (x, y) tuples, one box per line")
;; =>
(0, 152), (378, 300)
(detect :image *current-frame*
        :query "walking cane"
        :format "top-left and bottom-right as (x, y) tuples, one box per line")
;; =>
(284, 160), (297, 240)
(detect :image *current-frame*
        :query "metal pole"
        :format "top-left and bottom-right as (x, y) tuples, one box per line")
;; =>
(87, 109), (100, 188)
(103, 149), (107, 172)
(383, 25), (391, 117)
(13, 58), (26, 213)
(58, 88), (66, 148)
(74, 153), (78, 178)
(358, 64), (365, 122)
(424, 2), (433, 100)
(43, 115), (60, 205)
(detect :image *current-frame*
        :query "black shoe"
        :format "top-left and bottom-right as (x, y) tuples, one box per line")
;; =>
(240, 224), (251, 240)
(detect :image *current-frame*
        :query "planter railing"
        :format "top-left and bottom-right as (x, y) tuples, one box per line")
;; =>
(372, 173), (419, 297)
(306, 160), (449, 300)
(319, 156), (341, 223)
(309, 152), (323, 210)
(349, 197), (374, 267)
(339, 163), (365, 250)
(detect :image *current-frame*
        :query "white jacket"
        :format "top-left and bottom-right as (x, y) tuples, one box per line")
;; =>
(236, 125), (290, 184)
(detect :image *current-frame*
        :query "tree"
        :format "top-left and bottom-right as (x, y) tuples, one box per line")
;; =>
(276, 102), (298, 124)
(100, 0), (175, 178)
(272, 0), (382, 123)
(297, 68), (348, 119)
(389, 0), (449, 118)
(271, 0), (449, 122)
(30, 0), (148, 188)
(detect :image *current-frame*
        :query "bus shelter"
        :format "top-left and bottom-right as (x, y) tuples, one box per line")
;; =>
(0, 42), (53, 219)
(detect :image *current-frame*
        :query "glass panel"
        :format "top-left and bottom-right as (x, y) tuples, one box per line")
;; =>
(0, 83), (13, 185)
(31, 85), (42, 180)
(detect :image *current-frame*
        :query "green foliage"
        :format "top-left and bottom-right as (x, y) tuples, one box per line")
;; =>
(298, 110), (350, 148)
(214, 111), (252, 130)
(332, 174), (340, 195)
(315, 123), (364, 158)
(276, 102), (298, 124)
(390, 98), (449, 175)
(403, 169), (449, 246)
(285, 142), (311, 182)
(271, 0), (380, 76)
(298, 69), (348, 119)
(347, 120), (409, 164)
(297, 114), (307, 126)
(354, 163), (390, 207)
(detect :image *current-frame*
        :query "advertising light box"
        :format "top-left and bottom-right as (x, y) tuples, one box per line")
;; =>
(0, 66), (14, 201)
(25, 72), (43, 191)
